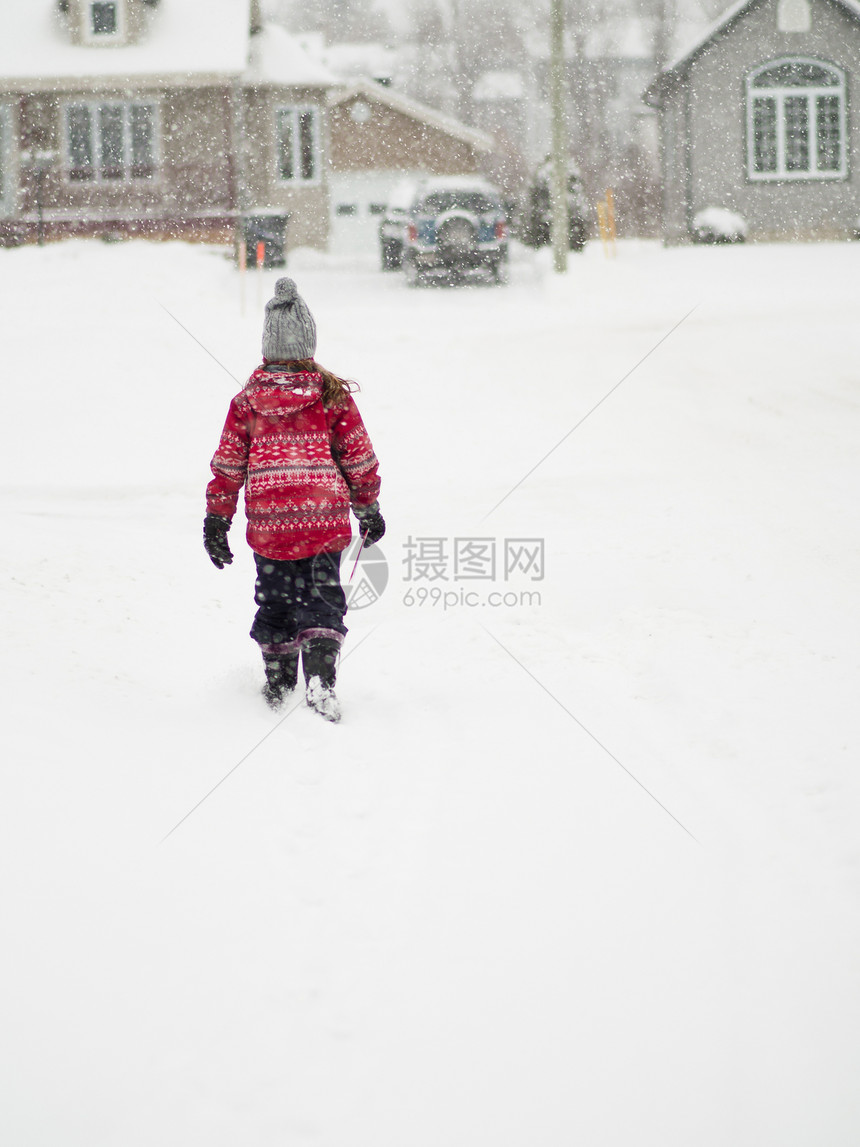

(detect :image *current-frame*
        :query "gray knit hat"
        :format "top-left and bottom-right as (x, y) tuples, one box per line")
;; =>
(262, 277), (317, 362)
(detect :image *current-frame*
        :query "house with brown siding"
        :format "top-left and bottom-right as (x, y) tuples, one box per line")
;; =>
(326, 79), (496, 255)
(0, 0), (336, 250)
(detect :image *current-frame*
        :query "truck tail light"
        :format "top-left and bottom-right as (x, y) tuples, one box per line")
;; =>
(495, 220), (507, 240)
(407, 223), (417, 242)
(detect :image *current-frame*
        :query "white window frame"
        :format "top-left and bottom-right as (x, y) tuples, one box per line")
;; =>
(81, 1), (126, 44)
(275, 106), (321, 186)
(746, 57), (847, 181)
(0, 105), (13, 217)
(63, 99), (159, 184)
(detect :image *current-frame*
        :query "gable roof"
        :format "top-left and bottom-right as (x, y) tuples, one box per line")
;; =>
(0, 0), (251, 87)
(243, 24), (336, 87)
(329, 79), (495, 153)
(315, 40), (398, 85)
(644, 0), (860, 104)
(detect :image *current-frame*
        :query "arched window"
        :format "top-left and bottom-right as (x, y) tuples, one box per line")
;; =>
(747, 58), (846, 180)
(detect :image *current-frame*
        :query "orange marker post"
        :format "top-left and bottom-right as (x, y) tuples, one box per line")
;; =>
(256, 240), (265, 308)
(606, 188), (617, 256)
(597, 201), (609, 257)
(238, 238), (247, 316)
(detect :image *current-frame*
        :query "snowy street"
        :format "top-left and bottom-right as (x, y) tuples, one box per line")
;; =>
(2, 236), (859, 1145)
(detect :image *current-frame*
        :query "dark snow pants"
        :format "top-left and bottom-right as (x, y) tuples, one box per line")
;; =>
(249, 550), (347, 653)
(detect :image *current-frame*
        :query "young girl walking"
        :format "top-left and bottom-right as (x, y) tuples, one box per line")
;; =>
(203, 277), (384, 722)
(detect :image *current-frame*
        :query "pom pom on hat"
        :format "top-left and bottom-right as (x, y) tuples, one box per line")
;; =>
(273, 277), (298, 302)
(262, 277), (317, 362)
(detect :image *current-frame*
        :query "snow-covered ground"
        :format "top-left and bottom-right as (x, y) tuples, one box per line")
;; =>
(2, 235), (859, 1145)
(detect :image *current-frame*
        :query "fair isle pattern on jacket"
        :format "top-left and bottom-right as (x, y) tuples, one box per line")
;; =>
(207, 368), (381, 561)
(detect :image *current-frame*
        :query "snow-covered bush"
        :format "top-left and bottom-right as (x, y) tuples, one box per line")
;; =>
(691, 207), (748, 244)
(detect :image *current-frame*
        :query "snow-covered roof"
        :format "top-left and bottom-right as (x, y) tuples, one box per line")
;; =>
(472, 71), (524, 102)
(0, 0), (250, 87)
(651, 0), (860, 96)
(405, 173), (506, 204)
(663, 0), (757, 73)
(317, 41), (398, 84)
(329, 79), (496, 153)
(583, 16), (657, 60)
(244, 24), (337, 87)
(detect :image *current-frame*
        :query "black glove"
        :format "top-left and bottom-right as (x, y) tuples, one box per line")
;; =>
(203, 513), (234, 568)
(353, 502), (385, 548)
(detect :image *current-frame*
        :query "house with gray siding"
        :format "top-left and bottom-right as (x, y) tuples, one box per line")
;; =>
(644, 0), (860, 242)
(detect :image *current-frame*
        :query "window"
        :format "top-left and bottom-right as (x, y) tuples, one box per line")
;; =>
(416, 191), (501, 214)
(82, 1), (125, 42)
(747, 58), (846, 180)
(276, 107), (319, 184)
(65, 102), (157, 182)
(91, 2), (118, 35)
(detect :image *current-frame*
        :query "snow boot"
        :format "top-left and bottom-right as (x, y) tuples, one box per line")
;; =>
(262, 649), (299, 710)
(301, 636), (342, 723)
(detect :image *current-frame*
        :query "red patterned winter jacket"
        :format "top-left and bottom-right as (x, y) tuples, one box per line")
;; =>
(206, 367), (381, 561)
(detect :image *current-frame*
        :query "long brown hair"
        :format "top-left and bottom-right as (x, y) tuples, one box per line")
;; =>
(278, 358), (358, 408)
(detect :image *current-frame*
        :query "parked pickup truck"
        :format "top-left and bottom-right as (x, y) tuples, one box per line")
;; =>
(400, 176), (509, 285)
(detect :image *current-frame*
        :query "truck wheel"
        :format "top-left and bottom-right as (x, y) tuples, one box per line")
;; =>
(381, 240), (402, 271)
(403, 256), (423, 288)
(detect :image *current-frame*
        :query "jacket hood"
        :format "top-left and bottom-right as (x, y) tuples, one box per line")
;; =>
(244, 368), (323, 415)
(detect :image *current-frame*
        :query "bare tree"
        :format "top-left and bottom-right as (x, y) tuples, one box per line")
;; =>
(270, 0), (394, 43)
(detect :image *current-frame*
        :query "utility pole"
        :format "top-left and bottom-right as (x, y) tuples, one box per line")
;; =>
(549, 0), (569, 272)
(450, 0), (466, 120)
